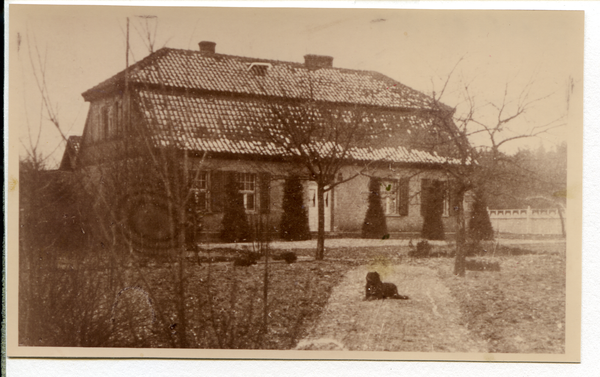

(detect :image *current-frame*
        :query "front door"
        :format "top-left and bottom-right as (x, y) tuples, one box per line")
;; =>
(308, 184), (331, 232)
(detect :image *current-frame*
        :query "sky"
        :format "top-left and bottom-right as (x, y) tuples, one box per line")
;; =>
(9, 5), (583, 168)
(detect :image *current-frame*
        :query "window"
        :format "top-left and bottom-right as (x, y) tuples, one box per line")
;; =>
(238, 173), (256, 211)
(191, 171), (209, 212)
(381, 179), (410, 216)
(381, 180), (398, 215)
(248, 62), (271, 76)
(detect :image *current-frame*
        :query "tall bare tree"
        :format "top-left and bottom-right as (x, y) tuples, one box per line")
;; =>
(261, 98), (378, 260)
(427, 63), (566, 276)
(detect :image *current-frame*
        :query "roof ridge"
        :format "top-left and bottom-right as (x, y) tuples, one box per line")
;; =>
(158, 46), (401, 78)
(82, 45), (449, 112)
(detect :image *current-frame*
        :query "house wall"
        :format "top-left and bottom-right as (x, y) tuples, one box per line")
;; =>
(192, 157), (301, 237)
(78, 147), (470, 242)
(196, 160), (469, 237)
(333, 165), (467, 234)
(82, 94), (127, 145)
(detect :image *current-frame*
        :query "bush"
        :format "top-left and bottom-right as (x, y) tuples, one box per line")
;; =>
(409, 240), (432, 258)
(421, 180), (445, 240)
(19, 163), (89, 253)
(273, 251), (298, 264)
(280, 176), (311, 241)
(233, 251), (260, 267)
(362, 178), (388, 239)
(468, 191), (495, 241)
(221, 173), (252, 243)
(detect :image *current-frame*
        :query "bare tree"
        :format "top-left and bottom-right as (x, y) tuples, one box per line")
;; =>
(427, 63), (566, 276)
(17, 31), (120, 347)
(260, 97), (378, 260)
(18, 21), (282, 349)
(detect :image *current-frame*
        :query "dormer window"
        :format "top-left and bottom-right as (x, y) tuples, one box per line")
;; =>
(247, 62), (271, 77)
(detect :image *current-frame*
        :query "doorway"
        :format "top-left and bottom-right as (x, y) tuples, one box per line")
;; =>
(308, 183), (331, 232)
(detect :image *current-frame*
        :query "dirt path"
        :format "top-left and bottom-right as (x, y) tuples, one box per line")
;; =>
(296, 264), (487, 352)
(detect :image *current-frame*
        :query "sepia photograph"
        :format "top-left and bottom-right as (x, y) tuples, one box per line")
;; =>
(6, 4), (583, 363)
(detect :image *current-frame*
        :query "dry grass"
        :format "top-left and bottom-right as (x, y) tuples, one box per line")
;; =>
(109, 258), (350, 349)
(23, 241), (566, 353)
(434, 253), (566, 353)
(294, 242), (566, 353)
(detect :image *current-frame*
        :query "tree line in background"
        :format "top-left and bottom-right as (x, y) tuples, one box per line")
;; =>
(480, 142), (567, 210)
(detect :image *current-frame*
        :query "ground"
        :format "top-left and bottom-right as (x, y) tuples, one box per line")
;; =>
(20, 237), (566, 353)
(296, 264), (488, 352)
(294, 242), (565, 353)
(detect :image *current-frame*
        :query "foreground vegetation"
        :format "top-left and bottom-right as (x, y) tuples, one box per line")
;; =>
(19, 241), (565, 352)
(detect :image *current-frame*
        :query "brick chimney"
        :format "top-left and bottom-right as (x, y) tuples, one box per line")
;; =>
(304, 54), (334, 69)
(199, 41), (216, 54)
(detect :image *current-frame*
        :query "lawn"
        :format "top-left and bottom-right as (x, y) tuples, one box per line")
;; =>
(294, 242), (565, 353)
(435, 252), (566, 353)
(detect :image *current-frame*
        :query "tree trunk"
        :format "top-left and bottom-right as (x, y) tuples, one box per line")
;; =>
(315, 183), (325, 260)
(453, 193), (466, 277)
(175, 152), (189, 348)
(557, 205), (566, 238)
(262, 215), (269, 341)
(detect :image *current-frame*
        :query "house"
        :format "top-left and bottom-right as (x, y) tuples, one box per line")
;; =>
(59, 135), (82, 171)
(72, 41), (471, 241)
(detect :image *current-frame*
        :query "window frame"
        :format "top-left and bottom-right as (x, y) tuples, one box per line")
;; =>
(190, 170), (210, 213)
(238, 172), (257, 211)
(380, 179), (399, 216)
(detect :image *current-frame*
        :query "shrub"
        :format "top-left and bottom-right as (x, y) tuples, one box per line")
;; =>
(280, 176), (311, 241)
(468, 191), (495, 241)
(409, 240), (431, 258)
(221, 173), (252, 243)
(273, 251), (298, 264)
(233, 251), (260, 267)
(362, 178), (388, 239)
(421, 180), (445, 240)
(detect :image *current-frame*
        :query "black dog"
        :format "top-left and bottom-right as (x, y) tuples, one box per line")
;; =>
(365, 271), (409, 300)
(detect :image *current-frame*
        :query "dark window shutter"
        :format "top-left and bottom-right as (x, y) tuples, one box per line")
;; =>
(210, 171), (225, 212)
(398, 178), (409, 216)
(101, 107), (109, 140)
(259, 172), (271, 214)
(420, 179), (431, 216)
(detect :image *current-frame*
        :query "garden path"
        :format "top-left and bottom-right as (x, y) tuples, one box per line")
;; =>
(295, 263), (488, 353)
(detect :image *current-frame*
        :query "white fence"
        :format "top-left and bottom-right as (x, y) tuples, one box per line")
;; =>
(487, 207), (565, 235)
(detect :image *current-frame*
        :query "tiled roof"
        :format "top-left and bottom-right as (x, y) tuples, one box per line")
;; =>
(83, 48), (440, 110)
(135, 90), (465, 165)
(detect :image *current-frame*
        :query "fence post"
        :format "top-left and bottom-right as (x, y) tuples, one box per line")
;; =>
(526, 206), (532, 234)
